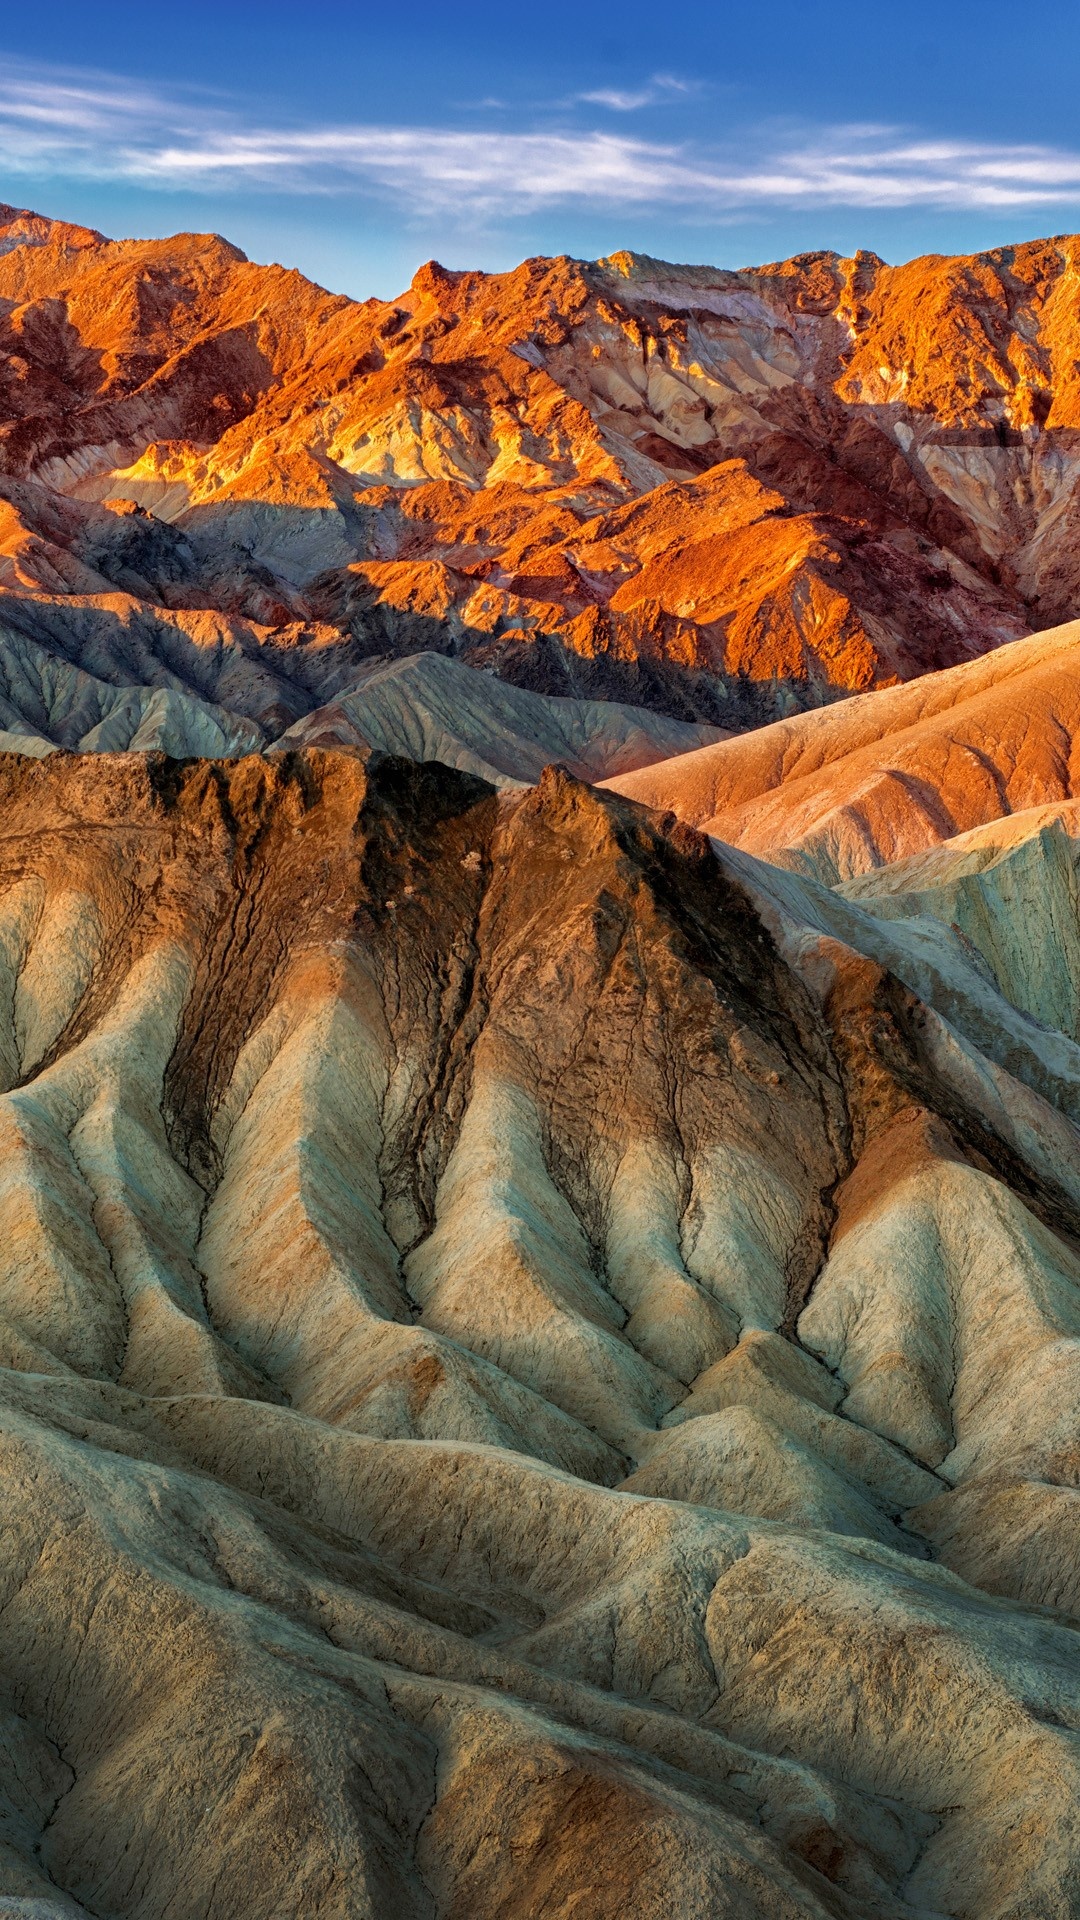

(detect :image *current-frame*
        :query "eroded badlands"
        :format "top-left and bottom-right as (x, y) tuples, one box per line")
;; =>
(0, 747), (1079, 1918)
(12, 199), (1080, 736)
(3, 201), (1080, 1920)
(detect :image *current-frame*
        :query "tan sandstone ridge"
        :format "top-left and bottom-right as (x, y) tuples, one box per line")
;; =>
(607, 614), (1080, 879)
(2, 746), (1080, 1916)
(16, 201), (1080, 731)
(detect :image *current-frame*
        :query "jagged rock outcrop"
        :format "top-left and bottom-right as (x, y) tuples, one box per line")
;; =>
(2, 747), (1080, 1918)
(18, 207), (1080, 725)
(8, 195), (1080, 1920)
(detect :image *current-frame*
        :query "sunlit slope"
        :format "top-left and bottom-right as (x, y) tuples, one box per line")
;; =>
(607, 619), (1080, 878)
(23, 209), (1080, 723)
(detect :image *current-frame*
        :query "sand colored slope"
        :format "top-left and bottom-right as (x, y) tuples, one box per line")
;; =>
(839, 805), (1080, 1037)
(607, 618), (1080, 879)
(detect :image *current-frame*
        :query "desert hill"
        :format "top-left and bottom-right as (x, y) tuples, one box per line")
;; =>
(0, 628), (722, 778)
(15, 205), (1080, 725)
(5, 201), (1080, 1920)
(2, 747), (1080, 1918)
(271, 649), (727, 783)
(607, 615), (1080, 878)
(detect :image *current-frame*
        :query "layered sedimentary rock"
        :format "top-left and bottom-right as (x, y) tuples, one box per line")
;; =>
(608, 615), (1080, 878)
(16, 203), (1080, 725)
(2, 746), (1080, 1918)
(6, 196), (1080, 1920)
(0, 629), (722, 779)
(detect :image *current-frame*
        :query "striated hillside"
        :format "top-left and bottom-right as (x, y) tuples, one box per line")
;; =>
(15, 204), (1080, 724)
(3, 747), (1080, 1916)
(0, 629), (723, 778)
(607, 615), (1080, 879)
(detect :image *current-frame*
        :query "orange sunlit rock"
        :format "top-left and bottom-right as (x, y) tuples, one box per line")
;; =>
(7, 205), (1080, 1920)
(11, 211), (1080, 725)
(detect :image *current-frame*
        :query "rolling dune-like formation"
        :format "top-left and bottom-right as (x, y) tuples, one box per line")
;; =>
(607, 616), (1080, 877)
(2, 746), (1080, 1918)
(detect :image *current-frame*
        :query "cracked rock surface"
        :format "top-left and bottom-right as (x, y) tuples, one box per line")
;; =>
(2, 746), (1080, 1918)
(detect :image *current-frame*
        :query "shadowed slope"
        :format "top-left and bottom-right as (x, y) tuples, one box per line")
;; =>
(25, 213), (1080, 722)
(0, 628), (723, 776)
(273, 650), (727, 783)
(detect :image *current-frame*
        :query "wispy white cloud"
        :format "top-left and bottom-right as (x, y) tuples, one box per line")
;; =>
(577, 89), (657, 112)
(4, 59), (1080, 219)
(575, 72), (696, 111)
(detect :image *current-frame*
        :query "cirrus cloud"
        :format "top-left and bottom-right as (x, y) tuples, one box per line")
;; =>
(4, 58), (1080, 219)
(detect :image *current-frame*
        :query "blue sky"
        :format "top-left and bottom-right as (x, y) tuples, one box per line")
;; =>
(3, 1), (1080, 298)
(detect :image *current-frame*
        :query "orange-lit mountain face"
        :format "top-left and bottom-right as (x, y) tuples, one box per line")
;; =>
(4, 204), (1080, 727)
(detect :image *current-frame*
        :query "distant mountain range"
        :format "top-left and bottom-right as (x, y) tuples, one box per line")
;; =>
(8, 201), (1080, 737)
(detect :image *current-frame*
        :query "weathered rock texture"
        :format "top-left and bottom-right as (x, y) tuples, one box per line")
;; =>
(6, 197), (1080, 1920)
(608, 614), (1080, 878)
(16, 202), (1080, 728)
(2, 746), (1080, 1918)
(0, 630), (723, 781)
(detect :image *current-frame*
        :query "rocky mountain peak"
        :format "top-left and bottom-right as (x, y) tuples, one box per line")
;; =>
(8, 209), (1080, 740)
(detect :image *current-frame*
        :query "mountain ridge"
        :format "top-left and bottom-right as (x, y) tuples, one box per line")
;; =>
(13, 205), (1080, 733)
(2, 745), (1080, 1915)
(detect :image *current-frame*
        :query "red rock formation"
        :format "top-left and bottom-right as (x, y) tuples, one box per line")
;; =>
(10, 210), (1080, 724)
